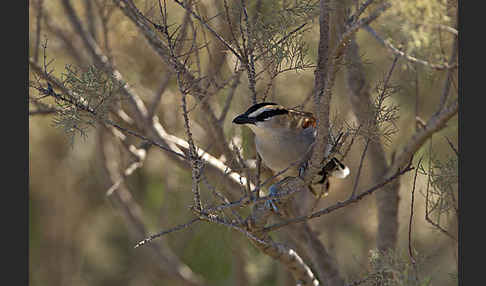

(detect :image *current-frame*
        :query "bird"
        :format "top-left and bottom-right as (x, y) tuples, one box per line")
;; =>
(232, 102), (350, 208)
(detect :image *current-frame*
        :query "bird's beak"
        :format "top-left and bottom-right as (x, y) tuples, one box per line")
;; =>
(232, 114), (254, 125)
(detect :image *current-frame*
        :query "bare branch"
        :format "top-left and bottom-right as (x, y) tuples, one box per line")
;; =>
(437, 13), (458, 111)
(34, 74), (253, 196)
(352, 0), (375, 20)
(263, 161), (414, 233)
(254, 22), (308, 61)
(240, 0), (257, 103)
(218, 71), (242, 123)
(57, 1), (247, 198)
(99, 131), (205, 286)
(104, 126), (150, 196)
(364, 25), (458, 71)
(134, 218), (201, 248)
(33, 0), (44, 63)
(172, 0), (243, 62)
(250, 238), (320, 286)
(350, 139), (370, 199)
(115, 0), (242, 170)
(30, 76), (188, 159)
(42, 10), (85, 64)
(147, 72), (172, 118)
(385, 99), (458, 178)
(180, 86), (203, 212)
(444, 136), (459, 157)
(305, 0), (331, 184)
(246, 199), (320, 285)
(307, 1), (391, 184)
(408, 156), (423, 265)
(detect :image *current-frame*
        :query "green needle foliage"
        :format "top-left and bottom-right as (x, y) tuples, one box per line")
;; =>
(51, 64), (125, 145)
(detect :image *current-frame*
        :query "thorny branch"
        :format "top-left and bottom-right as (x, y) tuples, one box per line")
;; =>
(29, 57), (252, 194)
(135, 218), (201, 248)
(30, 0), (459, 285)
(181, 87), (204, 212)
(115, 0), (243, 173)
(263, 159), (414, 233)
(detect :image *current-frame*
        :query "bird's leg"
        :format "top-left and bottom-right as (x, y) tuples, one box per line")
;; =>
(298, 161), (309, 178)
(264, 183), (280, 212)
(264, 177), (295, 213)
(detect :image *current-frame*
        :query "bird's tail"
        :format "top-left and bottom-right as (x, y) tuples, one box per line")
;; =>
(308, 157), (350, 198)
(316, 157), (350, 181)
(325, 157), (350, 179)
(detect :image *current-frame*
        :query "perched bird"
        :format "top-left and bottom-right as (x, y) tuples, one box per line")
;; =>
(232, 102), (349, 203)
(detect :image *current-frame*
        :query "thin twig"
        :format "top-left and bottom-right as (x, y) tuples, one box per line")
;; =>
(263, 160), (414, 233)
(408, 156), (423, 264)
(181, 88), (203, 212)
(386, 99), (458, 178)
(240, 0), (257, 103)
(172, 0), (243, 62)
(350, 138), (370, 199)
(33, 0), (44, 63)
(255, 154), (262, 200)
(444, 136), (459, 157)
(147, 73), (172, 118)
(223, 0), (244, 56)
(231, 143), (254, 198)
(84, 0), (98, 41)
(105, 126), (149, 196)
(99, 129), (205, 286)
(201, 173), (245, 225)
(134, 218), (201, 248)
(254, 23), (308, 62)
(205, 181), (305, 213)
(48, 0), (251, 203)
(352, 0), (375, 20)
(255, 23), (307, 61)
(42, 9), (85, 64)
(341, 124), (361, 160)
(324, 2), (392, 99)
(116, 0), (242, 170)
(218, 71), (242, 123)
(145, 1), (192, 120)
(93, 0), (116, 65)
(436, 29), (458, 112)
(306, 2), (391, 185)
(364, 25), (458, 71)
(30, 77), (188, 160)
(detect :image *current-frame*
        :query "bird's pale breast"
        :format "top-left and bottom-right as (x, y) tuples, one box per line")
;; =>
(255, 128), (314, 176)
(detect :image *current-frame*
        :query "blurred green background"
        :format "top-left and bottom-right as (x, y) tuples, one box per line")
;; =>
(29, 0), (458, 285)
